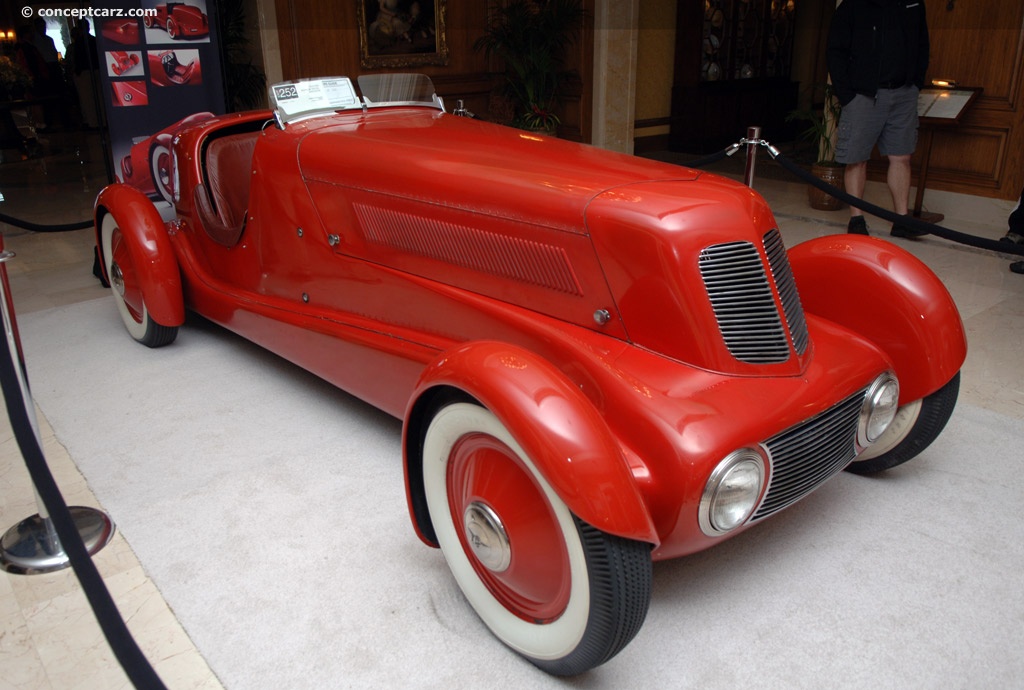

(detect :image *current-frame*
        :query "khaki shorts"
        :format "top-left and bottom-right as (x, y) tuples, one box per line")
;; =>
(836, 85), (919, 164)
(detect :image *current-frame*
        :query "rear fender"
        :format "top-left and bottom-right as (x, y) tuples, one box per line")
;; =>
(94, 183), (184, 327)
(788, 235), (966, 402)
(403, 341), (658, 548)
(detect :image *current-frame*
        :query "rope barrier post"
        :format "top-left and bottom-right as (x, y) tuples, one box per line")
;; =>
(0, 239), (114, 575)
(744, 125), (761, 188)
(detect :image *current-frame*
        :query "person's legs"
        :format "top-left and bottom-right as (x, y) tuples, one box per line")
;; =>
(836, 94), (884, 234)
(886, 154), (912, 216)
(1003, 185), (1024, 245)
(845, 161), (867, 215)
(878, 87), (926, 238)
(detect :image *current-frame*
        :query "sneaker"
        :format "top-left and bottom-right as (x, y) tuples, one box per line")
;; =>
(891, 214), (928, 239)
(1011, 261), (1024, 274)
(1001, 231), (1024, 245)
(847, 216), (868, 235)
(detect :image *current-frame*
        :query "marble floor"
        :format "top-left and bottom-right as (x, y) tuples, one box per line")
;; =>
(0, 127), (1021, 689)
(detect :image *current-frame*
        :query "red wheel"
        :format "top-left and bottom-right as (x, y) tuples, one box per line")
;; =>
(143, 15), (153, 28)
(100, 214), (178, 348)
(166, 19), (178, 39)
(422, 400), (651, 675)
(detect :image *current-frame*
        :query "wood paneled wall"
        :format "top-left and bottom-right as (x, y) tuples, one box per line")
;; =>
(913, 0), (1024, 200)
(272, 1), (1022, 200)
(273, 1), (593, 142)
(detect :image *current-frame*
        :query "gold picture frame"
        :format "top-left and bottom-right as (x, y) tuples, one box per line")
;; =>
(358, 0), (449, 69)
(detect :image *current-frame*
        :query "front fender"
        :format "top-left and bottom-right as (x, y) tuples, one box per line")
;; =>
(94, 183), (184, 327)
(404, 341), (659, 548)
(788, 235), (966, 402)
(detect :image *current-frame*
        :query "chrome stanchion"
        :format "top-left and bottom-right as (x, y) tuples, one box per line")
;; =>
(0, 242), (114, 575)
(743, 125), (761, 188)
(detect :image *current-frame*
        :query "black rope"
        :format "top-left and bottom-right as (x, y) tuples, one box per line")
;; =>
(768, 150), (1024, 258)
(0, 310), (167, 689)
(0, 212), (93, 233)
(677, 145), (738, 170)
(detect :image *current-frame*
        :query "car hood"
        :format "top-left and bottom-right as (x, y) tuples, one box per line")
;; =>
(296, 109), (700, 234)
(295, 110), (801, 374)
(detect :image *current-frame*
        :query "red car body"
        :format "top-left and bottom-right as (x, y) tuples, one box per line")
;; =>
(94, 75), (966, 675)
(144, 3), (209, 40)
(119, 112), (215, 202)
(101, 19), (139, 45)
(109, 51), (140, 76)
(110, 80), (148, 107)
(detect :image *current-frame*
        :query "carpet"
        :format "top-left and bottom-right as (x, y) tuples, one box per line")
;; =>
(18, 297), (1024, 689)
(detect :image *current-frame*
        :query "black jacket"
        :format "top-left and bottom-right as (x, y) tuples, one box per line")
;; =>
(826, 0), (930, 106)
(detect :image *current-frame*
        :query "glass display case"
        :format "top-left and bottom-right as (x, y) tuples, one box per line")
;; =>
(672, 0), (798, 153)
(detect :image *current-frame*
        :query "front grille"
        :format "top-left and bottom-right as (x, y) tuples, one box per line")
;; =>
(751, 388), (864, 521)
(763, 229), (809, 355)
(699, 231), (809, 363)
(699, 240), (790, 363)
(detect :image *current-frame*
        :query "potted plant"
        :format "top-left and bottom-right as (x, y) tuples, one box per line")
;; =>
(474, 0), (585, 134)
(787, 83), (845, 211)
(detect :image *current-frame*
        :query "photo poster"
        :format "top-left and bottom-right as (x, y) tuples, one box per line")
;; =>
(95, 0), (226, 207)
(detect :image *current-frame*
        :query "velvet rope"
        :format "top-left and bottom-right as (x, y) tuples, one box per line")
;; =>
(767, 151), (1024, 258)
(0, 213), (93, 233)
(0, 291), (167, 689)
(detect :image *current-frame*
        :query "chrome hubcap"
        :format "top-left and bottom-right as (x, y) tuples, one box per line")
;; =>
(110, 262), (126, 297)
(463, 501), (511, 572)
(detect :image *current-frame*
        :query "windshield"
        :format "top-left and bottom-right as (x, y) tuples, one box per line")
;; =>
(357, 73), (439, 108)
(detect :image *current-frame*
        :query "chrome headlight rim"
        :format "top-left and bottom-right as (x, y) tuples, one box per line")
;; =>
(699, 448), (766, 537)
(858, 371), (900, 448)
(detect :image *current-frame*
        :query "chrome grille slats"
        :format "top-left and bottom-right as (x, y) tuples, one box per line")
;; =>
(763, 229), (809, 355)
(699, 240), (790, 363)
(752, 388), (865, 520)
(699, 231), (810, 364)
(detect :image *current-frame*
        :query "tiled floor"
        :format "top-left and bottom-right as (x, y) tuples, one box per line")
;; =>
(1, 129), (220, 689)
(0, 127), (1022, 688)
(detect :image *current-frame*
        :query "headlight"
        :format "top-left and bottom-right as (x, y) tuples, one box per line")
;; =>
(699, 449), (765, 536)
(858, 372), (900, 447)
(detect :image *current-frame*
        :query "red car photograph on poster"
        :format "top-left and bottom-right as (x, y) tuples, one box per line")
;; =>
(108, 51), (142, 77)
(148, 50), (203, 86)
(93, 74), (966, 676)
(101, 19), (140, 45)
(144, 2), (210, 40)
(110, 80), (149, 107)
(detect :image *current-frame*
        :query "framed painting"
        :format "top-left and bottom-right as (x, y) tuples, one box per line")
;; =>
(358, 0), (449, 69)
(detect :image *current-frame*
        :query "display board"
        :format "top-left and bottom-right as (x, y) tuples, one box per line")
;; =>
(917, 87), (982, 126)
(95, 0), (226, 207)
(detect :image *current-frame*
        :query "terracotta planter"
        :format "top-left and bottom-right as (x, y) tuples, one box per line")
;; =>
(807, 163), (845, 211)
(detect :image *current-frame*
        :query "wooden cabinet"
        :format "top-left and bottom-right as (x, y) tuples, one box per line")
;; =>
(670, 0), (798, 153)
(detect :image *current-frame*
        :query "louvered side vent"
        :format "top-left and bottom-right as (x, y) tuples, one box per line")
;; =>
(762, 229), (809, 356)
(751, 387), (864, 521)
(699, 241), (790, 363)
(353, 204), (582, 295)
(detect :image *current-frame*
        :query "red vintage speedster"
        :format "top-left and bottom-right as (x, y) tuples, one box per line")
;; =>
(94, 74), (966, 675)
(144, 2), (209, 40)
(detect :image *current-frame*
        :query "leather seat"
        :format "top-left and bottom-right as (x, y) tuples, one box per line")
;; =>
(193, 132), (258, 247)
